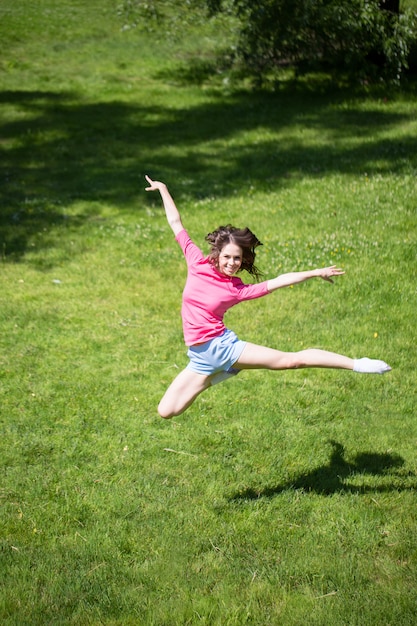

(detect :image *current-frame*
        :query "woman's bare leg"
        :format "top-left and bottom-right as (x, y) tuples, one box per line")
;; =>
(236, 343), (390, 373)
(236, 343), (354, 370)
(158, 346), (391, 417)
(158, 369), (211, 418)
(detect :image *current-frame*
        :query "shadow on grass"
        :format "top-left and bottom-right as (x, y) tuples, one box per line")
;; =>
(1, 83), (416, 259)
(230, 440), (417, 500)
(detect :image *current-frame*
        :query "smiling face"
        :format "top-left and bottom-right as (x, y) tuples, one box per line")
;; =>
(217, 242), (243, 277)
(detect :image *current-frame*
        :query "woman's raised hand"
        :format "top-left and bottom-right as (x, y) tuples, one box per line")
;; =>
(145, 175), (166, 192)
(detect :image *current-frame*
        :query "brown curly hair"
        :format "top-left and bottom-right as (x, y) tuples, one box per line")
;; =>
(205, 224), (263, 280)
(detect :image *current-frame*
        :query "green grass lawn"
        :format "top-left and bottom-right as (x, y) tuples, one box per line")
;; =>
(1, 1), (417, 624)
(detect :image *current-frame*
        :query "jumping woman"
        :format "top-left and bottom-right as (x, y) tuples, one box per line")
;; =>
(145, 175), (391, 419)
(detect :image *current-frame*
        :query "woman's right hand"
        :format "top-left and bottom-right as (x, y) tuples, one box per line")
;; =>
(144, 175), (166, 192)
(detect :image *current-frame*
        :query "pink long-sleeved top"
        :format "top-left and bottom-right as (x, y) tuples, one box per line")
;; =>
(176, 229), (270, 346)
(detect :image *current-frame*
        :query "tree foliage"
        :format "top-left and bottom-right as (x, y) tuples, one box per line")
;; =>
(119, 0), (417, 82)
(232, 0), (417, 81)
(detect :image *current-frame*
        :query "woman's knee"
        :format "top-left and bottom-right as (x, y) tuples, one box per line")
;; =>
(157, 371), (210, 418)
(158, 399), (176, 419)
(276, 352), (305, 369)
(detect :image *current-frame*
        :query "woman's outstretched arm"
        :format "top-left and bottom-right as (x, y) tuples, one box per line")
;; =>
(267, 265), (345, 292)
(145, 175), (184, 236)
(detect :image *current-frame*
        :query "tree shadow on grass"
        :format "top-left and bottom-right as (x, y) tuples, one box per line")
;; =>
(230, 440), (417, 500)
(1, 84), (416, 260)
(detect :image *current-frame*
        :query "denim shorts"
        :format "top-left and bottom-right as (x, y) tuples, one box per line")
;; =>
(186, 329), (246, 376)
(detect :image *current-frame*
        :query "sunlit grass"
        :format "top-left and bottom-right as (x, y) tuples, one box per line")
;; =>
(1, 0), (417, 624)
